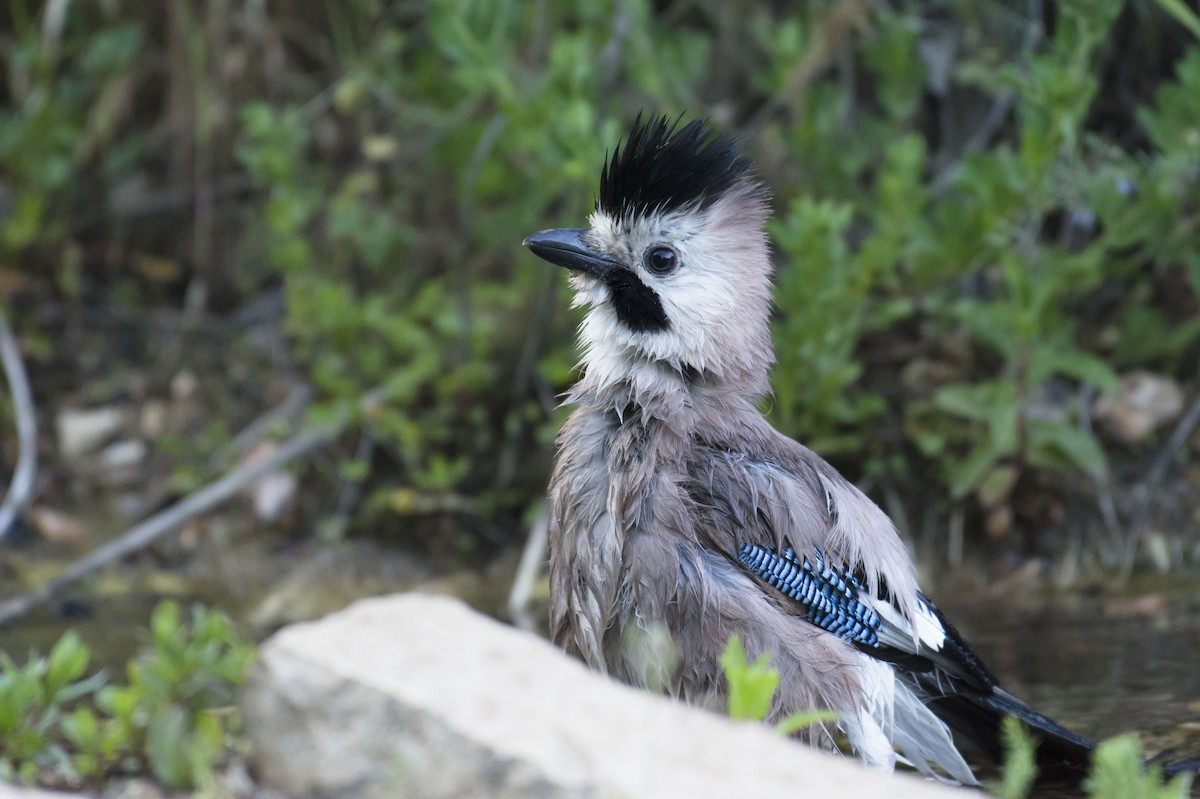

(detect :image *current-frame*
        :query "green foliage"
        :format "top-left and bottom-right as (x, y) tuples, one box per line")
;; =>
(993, 716), (1038, 799)
(1085, 736), (1193, 799)
(0, 631), (104, 783)
(992, 722), (1195, 799)
(0, 5), (144, 256)
(0, 601), (254, 791)
(719, 635), (838, 735)
(768, 0), (1199, 532)
(3, 0), (1200, 556)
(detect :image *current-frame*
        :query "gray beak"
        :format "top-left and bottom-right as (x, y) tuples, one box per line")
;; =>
(523, 228), (620, 279)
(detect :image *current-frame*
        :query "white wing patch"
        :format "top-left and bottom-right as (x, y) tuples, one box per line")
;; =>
(868, 594), (947, 654)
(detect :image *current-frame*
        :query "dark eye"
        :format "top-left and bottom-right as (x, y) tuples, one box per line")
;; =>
(645, 246), (678, 276)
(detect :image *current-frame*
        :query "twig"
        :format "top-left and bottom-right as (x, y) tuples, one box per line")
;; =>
(493, 269), (560, 489)
(322, 424), (375, 541)
(1078, 383), (1124, 557)
(929, 0), (1043, 195)
(0, 408), (343, 627)
(0, 309), (38, 543)
(1119, 389), (1200, 580)
(0, 423), (332, 626)
(221, 382), (313, 465)
(508, 505), (549, 632)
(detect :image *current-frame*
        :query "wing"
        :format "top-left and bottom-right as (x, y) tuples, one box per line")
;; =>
(686, 434), (1096, 775)
(737, 542), (1094, 770)
(736, 543), (971, 676)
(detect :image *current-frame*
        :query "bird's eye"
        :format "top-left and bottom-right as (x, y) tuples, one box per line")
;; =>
(645, 246), (678, 276)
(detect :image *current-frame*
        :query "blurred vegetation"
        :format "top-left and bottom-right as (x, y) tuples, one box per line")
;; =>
(1, 0), (1199, 570)
(995, 717), (1193, 798)
(720, 633), (840, 735)
(0, 601), (252, 790)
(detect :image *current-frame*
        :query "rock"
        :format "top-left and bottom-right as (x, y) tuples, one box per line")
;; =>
(0, 787), (92, 799)
(170, 370), (199, 401)
(239, 442), (297, 523)
(251, 471), (297, 523)
(242, 593), (959, 799)
(57, 406), (122, 460)
(96, 439), (149, 488)
(97, 779), (165, 799)
(1092, 371), (1184, 444)
(29, 505), (88, 544)
(100, 439), (147, 469)
(138, 400), (168, 438)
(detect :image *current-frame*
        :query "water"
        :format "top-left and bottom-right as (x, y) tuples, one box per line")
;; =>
(941, 589), (1200, 780)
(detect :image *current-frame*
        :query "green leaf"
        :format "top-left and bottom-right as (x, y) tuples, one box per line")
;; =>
(46, 631), (90, 698)
(1028, 346), (1119, 393)
(949, 441), (1006, 499)
(1027, 421), (1108, 480)
(1154, 0), (1200, 40)
(1085, 735), (1193, 799)
(146, 706), (192, 789)
(720, 635), (780, 722)
(60, 707), (99, 751)
(993, 717), (1038, 799)
(977, 464), (1019, 508)
(775, 709), (840, 736)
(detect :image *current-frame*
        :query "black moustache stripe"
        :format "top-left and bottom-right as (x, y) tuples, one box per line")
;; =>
(606, 271), (669, 333)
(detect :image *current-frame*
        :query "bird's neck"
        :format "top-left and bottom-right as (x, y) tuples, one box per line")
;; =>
(570, 347), (757, 439)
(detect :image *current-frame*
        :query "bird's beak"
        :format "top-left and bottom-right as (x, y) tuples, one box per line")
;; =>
(523, 228), (620, 279)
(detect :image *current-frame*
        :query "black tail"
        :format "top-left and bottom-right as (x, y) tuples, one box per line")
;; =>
(927, 682), (1200, 784)
(1150, 752), (1200, 779)
(986, 688), (1096, 776)
(913, 685), (1090, 779)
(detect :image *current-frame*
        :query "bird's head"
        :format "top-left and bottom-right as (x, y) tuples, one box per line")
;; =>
(525, 115), (775, 400)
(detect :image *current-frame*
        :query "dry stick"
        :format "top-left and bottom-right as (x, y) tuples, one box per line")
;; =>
(508, 505), (548, 633)
(1119, 389), (1200, 581)
(0, 419), (338, 627)
(0, 309), (38, 544)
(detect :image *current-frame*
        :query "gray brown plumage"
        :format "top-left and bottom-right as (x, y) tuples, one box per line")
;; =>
(524, 115), (1098, 784)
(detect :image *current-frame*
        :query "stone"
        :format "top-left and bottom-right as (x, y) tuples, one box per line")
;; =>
(1093, 371), (1184, 444)
(28, 505), (88, 544)
(251, 471), (296, 523)
(56, 406), (122, 460)
(242, 593), (960, 799)
(99, 440), (147, 469)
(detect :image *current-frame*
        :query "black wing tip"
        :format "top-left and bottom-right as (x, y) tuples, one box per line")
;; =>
(1156, 754), (1200, 777)
(596, 112), (756, 221)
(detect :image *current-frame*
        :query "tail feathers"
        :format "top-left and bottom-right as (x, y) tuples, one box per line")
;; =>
(1150, 752), (1200, 778)
(908, 674), (1095, 778)
(985, 688), (1095, 773)
(888, 681), (979, 785)
(947, 687), (1200, 783)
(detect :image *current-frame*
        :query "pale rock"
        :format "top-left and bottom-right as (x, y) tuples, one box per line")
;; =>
(96, 439), (149, 488)
(252, 471), (297, 523)
(1093, 371), (1184, 443)
(139, 400), (168, 438)
(29, 505), (88, 544)
(170, 370), (199, 401)
(100, 439), (147, 469)
(242, 593), (960, 799)
(57, 406), (122, 460)
(239, 441), (298, 523)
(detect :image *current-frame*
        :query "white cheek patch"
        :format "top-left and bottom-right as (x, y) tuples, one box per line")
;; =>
(568, 273), (609, 309)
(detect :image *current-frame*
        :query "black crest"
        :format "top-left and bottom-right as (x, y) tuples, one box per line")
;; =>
(597, 114), (752, 221)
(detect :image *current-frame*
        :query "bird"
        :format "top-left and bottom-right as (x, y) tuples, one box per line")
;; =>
(523, 114), (1114, 785)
